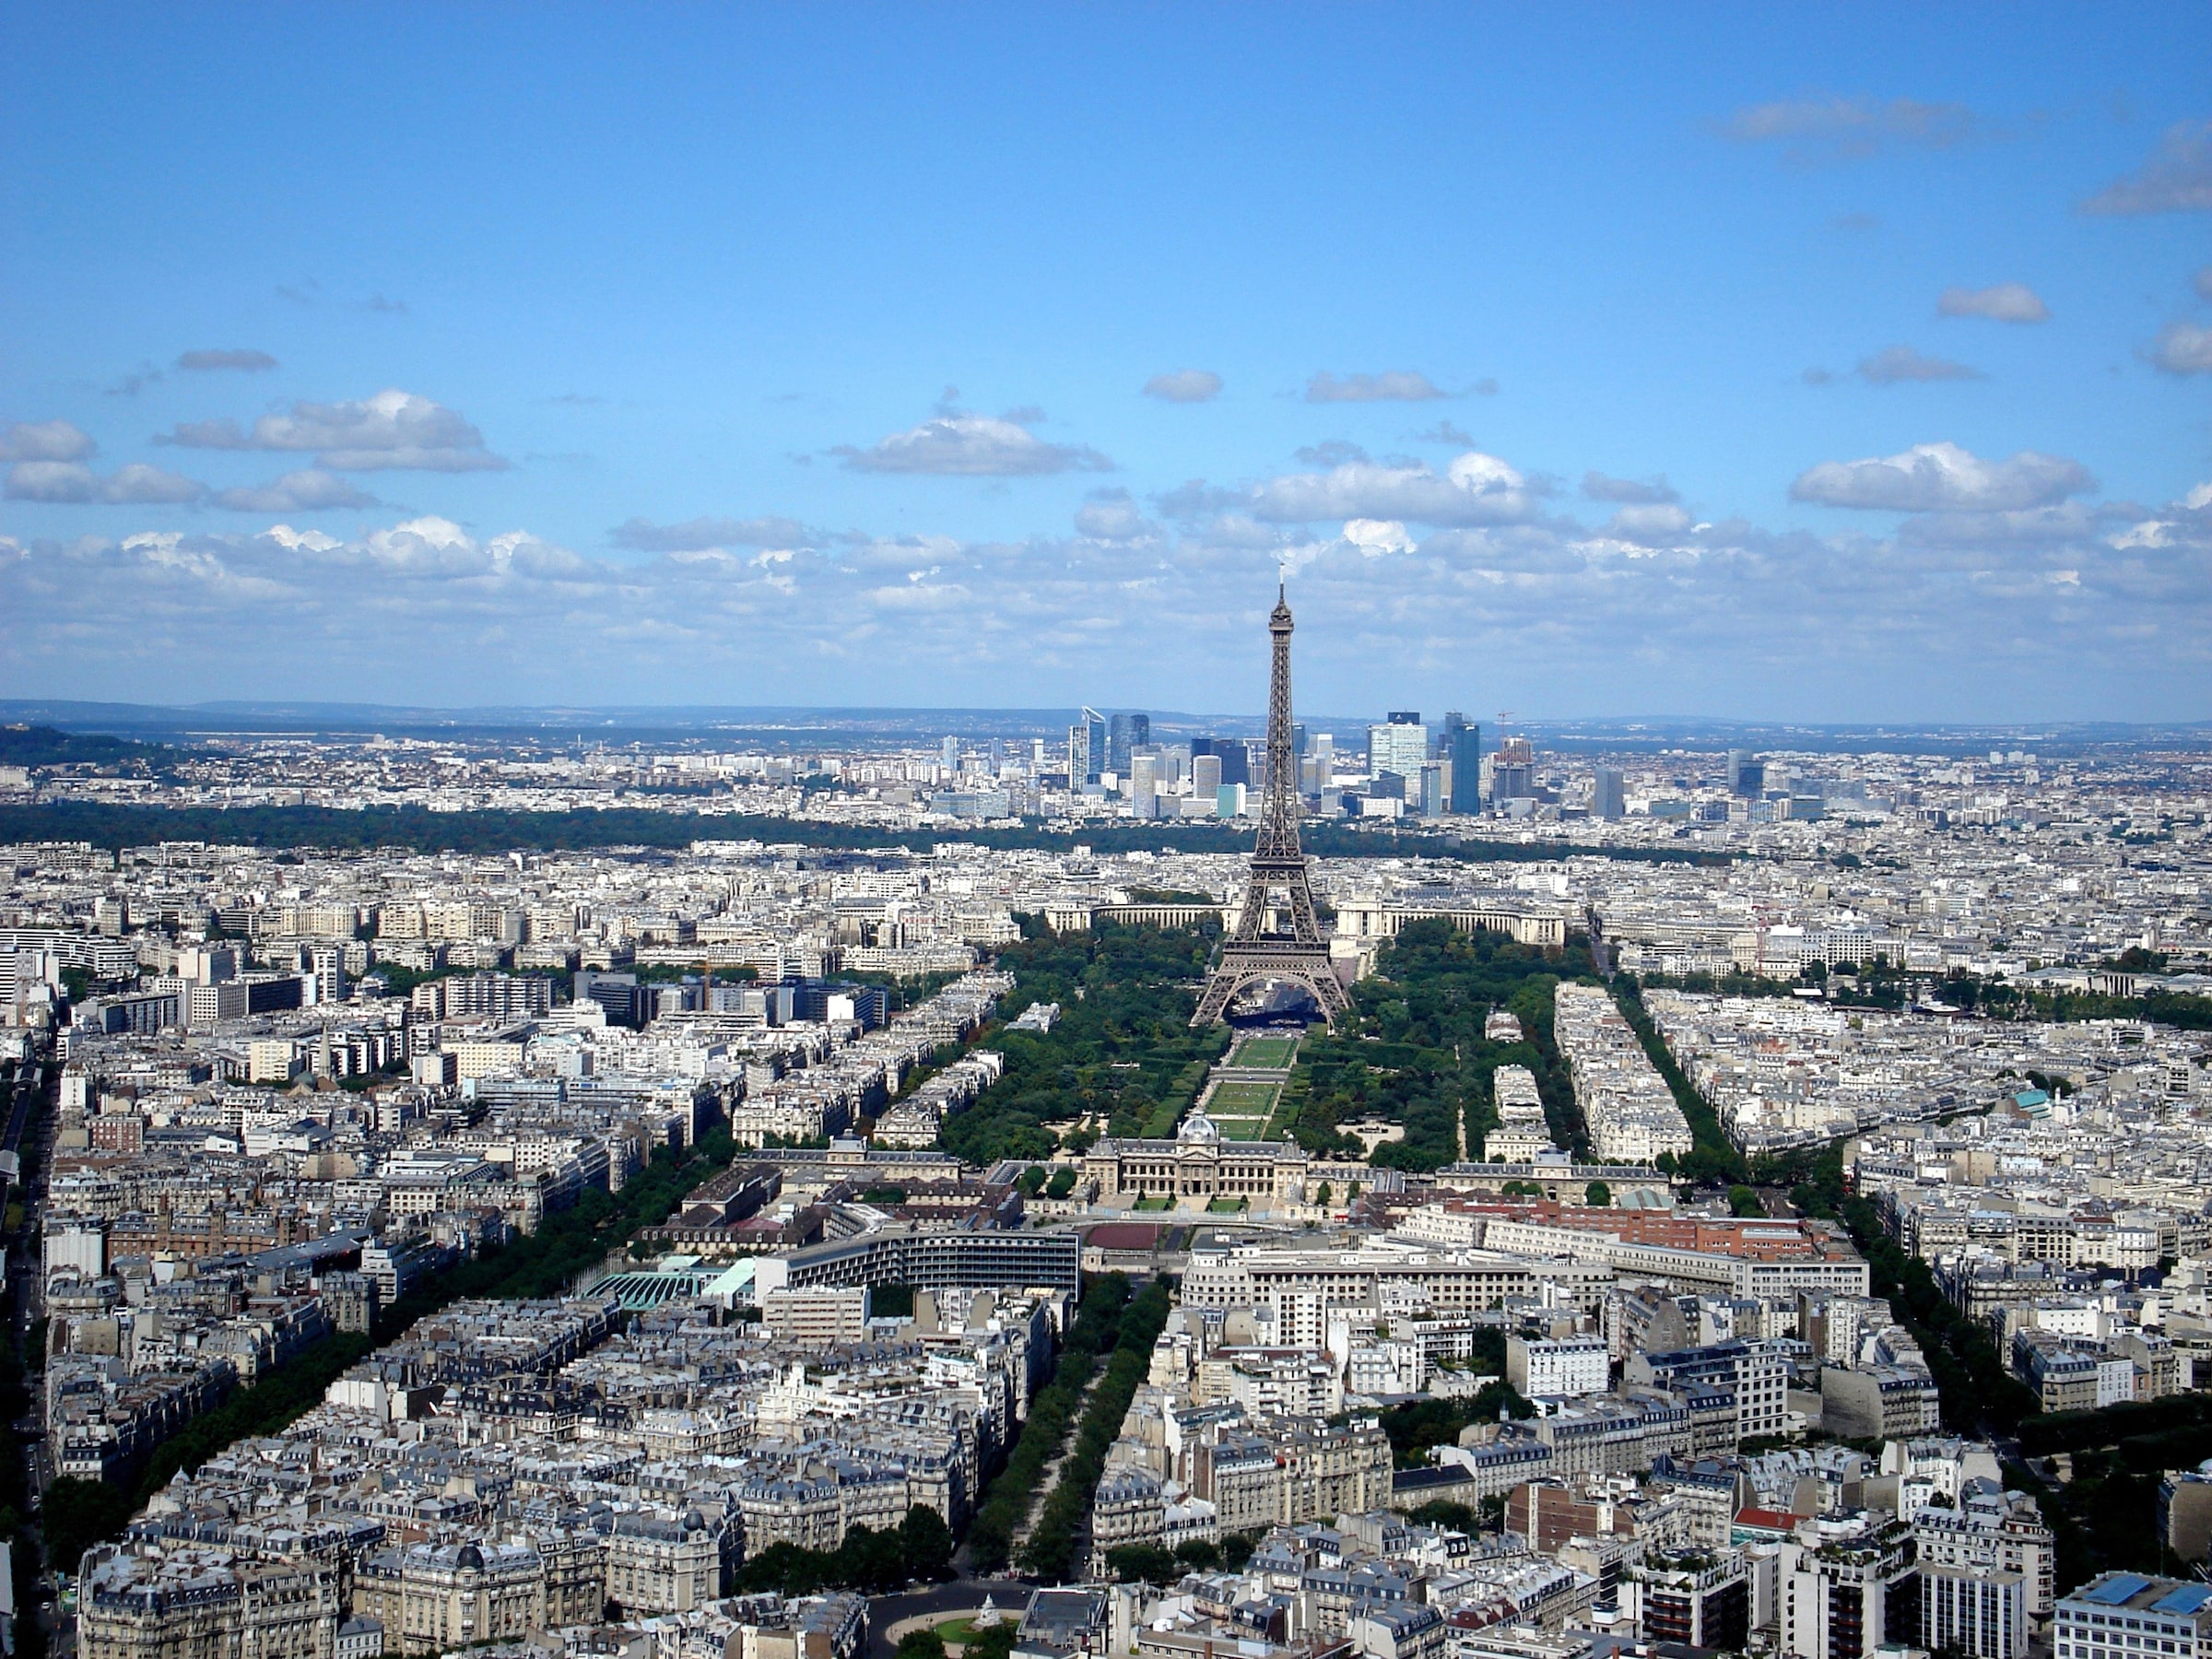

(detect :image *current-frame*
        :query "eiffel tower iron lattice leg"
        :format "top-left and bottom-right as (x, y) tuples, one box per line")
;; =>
(1194, 580), (1351, 1029)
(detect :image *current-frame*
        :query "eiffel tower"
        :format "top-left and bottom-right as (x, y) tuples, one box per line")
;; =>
(1192, 582), (1352, 1028)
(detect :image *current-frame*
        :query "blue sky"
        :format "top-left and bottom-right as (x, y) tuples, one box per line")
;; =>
(3, 5), (2208, 720)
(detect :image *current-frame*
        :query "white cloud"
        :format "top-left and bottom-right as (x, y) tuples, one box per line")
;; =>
(5, 460), (204, 504)
(836, 411), (1112, 475)
(0, 419), (96, 463)
(1583, 471), (1679, 504)
(2080, 121), (2212, 216)
(1249, 451), (1540, 526)
(1142, 370), (1223, 403)
(1858, 344), (1985, 384)
(157, 388), (506, 472)
(1791, 441), (2095, 512)
(1074, 490), (1154, 542)
(1721, 94), (1982, 159)
(1605, 502), (1694, 543)
(213, 470), (380, 512)
(609, 515), (816, 551)
(2148, 323), (2212, 375)
(6, 461), (2205, 716)
(1306, 371), (1448, 403)
(1343, 518), (1414, 557)
(1937, 283), (2050, 324)
(101, 464), (206, 504)
(5, 463), (99, 503)
(176, 348), (277, 371)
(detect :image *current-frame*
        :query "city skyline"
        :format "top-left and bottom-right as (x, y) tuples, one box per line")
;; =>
(4, 7), (2209, 719)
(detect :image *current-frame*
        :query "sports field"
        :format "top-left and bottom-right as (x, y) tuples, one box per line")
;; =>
(1233, 1035), (1300, 1070)
(1209, 1079), (1280, 1117)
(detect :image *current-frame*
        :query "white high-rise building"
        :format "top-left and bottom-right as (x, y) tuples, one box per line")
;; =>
(1367, 719), (1426, 782)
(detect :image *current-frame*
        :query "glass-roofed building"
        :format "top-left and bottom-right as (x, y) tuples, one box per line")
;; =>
(2056, 1574), (2212, 1659)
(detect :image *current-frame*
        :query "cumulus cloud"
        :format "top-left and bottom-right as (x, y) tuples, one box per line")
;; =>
(176, 348), (278, 372)
(1152, 479), (1243, 521)
(1306, 371), (1448, 403)
(0, 419), (96, 463)
(2080, 121), (2212, 215)
(1583, 471), (1679, 505)
(106, 365), (163, 397)
(1293, 440), (1370, 467)
(2149, 323), (2212, 375)
(1858, 345), (1985, 385)
(11, 469), (2211, 712)
(1142, 370), (1223, 403)
(1721, 94), (1982, 159)
(835, 410), (1112, 475)
(101, 464), (207, 504)
(1074, 489), (1155, 542)
(6, 461), (205, 504)
(1791, 441), (2094, 512)
(1249, 451), (1541, 526)
(1937, 283), (2050, 324)
(213, 470), (379, 512)
(5, 464), (100, 503)
(1604, 503), (1695, 543)
(1342, 518), (1415, 557)
(609, 515), (816, 551)
(156, 388), (506, 472)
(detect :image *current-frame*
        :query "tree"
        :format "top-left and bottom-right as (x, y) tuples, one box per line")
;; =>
(1045, 1167), (1077, 1199)
(1584, 1181), (1611, 1206)
(1018, 1166), (1047, 1196)
(900, 1503), (954, 1582)
(896, 1633), (948, 1659)
(1406, 1499), (1479, 1532)
(1105, 1543), (1182, 1583)
(42, 1477), (138, 1573)
(1728, 1184), (1764, 1218)
(1173, 1538), (1221, 1571)
(1314, 1182), (1333, 1207)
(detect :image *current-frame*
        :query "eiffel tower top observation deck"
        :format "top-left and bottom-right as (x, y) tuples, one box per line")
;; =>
(1191, 581), (1351, 1028)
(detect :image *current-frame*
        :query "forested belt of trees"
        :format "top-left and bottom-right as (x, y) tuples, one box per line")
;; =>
(0, 799), (1721, 866)
(937, 921), (1228, 1166)
(1274, 919), (1592, 1170)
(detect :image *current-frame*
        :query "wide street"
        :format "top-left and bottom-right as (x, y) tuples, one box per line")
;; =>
(863, 1579), (1031, 1659)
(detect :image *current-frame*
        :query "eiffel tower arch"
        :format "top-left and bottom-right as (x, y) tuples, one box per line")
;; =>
(1193, 582), (1352, 1029)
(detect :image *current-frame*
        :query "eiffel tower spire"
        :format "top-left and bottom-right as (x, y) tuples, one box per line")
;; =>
(1193, 580), (1351, 1028)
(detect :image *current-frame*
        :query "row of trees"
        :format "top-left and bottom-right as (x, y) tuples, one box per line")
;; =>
(1277, 921), (1593, 1170)
(728, 1504), (954, 1594)
(1017, 1277), (1176, 1582)
(0, 799), (1720, 868)
(1101, 1531), (1261, 1584)
(963, 1274), (1135, 1572)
